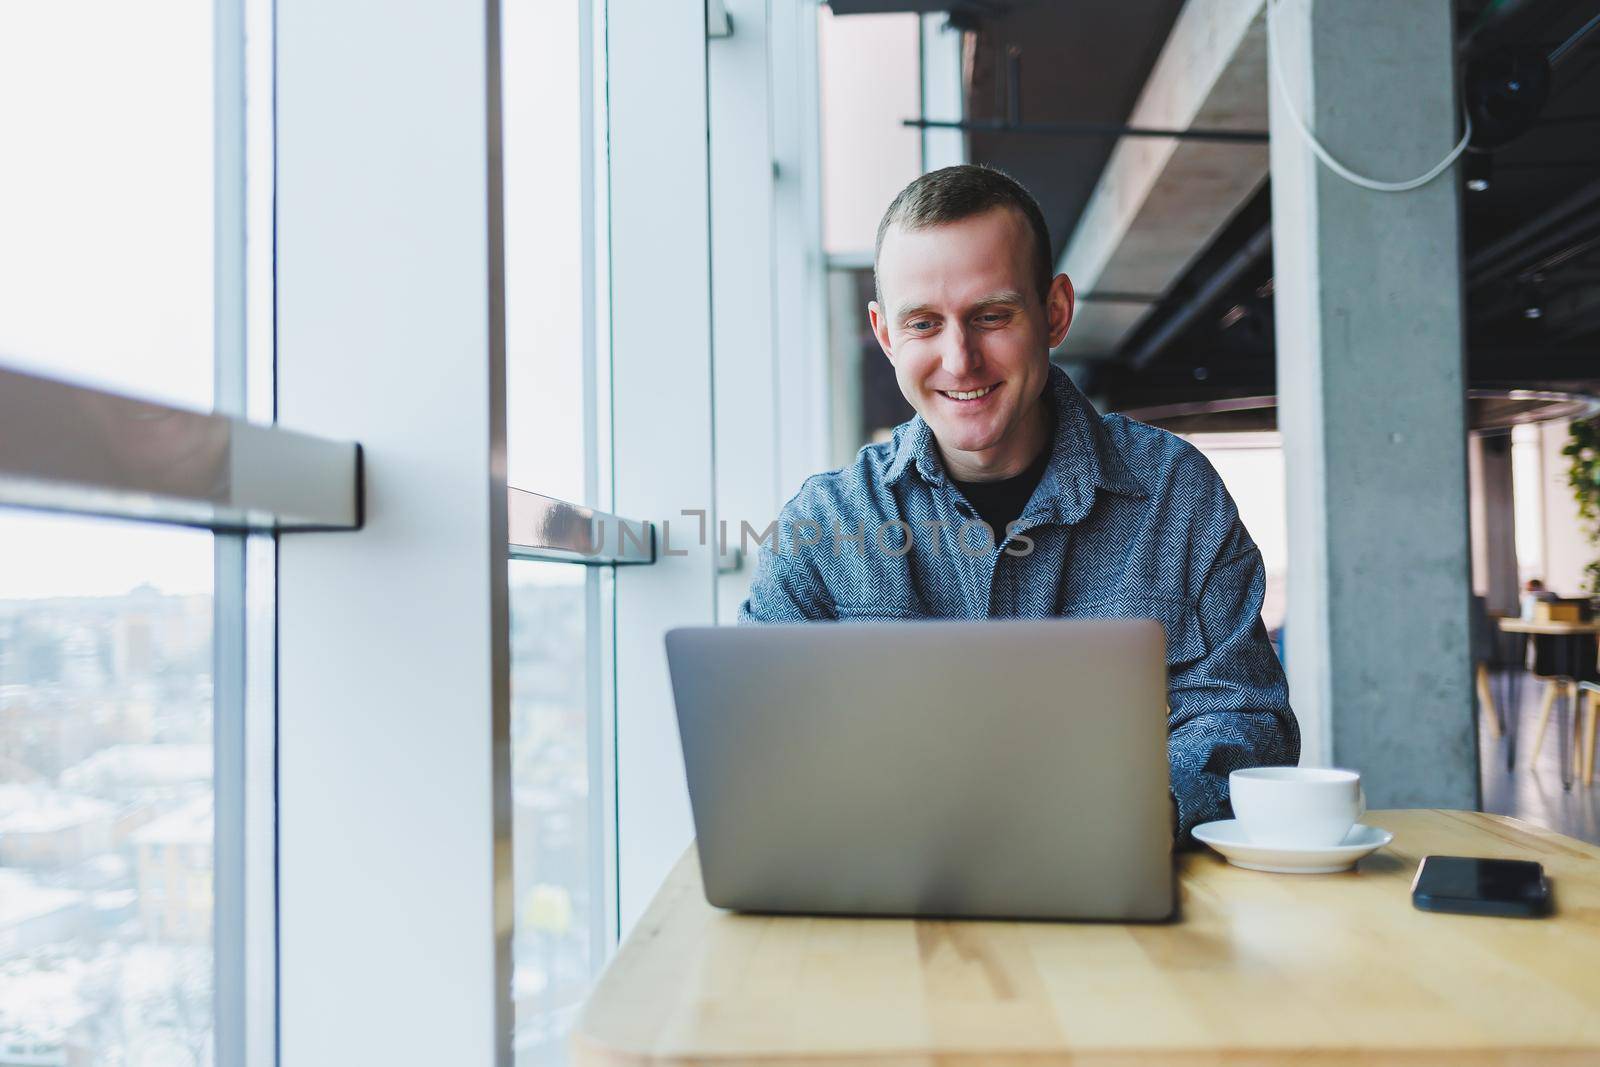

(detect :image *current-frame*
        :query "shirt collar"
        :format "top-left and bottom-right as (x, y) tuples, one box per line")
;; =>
(883, 363), (1147, 524)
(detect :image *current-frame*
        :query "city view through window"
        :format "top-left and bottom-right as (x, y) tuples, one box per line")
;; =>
(0, 513), (216, 1066)
(0, 537), (600, 1067)
(510, 563), (596, 1065)
(0, 538), (604, 1067)
(1, 0), (222, 1059)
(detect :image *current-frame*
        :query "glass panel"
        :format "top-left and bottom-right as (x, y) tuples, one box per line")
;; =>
(827, 266), (915, 468)
(509, 561), (601, 1065)
(0, 3), (214, 410)
(501, 1), (608, 1060)
(1512, 423), (1545, 588)
(503, 0), (588, 503)
(818, 9), (922, 255)
(1185, 434), (1289, 633)
(0, 509), (215, 1064)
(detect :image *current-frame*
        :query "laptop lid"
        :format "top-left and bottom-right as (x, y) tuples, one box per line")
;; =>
(665, 617), (1175, 921)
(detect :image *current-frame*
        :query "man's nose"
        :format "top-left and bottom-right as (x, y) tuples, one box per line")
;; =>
(940, 321), (982, 379)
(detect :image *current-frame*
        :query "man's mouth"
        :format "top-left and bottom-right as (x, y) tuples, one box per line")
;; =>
(938, 383), (999, 402)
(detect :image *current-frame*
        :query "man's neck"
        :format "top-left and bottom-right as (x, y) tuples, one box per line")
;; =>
(940, 395), (1053, 483)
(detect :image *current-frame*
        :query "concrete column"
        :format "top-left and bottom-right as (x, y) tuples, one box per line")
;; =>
(1270, 0), (1476, 807)
(1469, 433), (1520, 616)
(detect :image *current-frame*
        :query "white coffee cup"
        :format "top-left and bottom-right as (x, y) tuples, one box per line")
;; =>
(1229, 767), (1366, 848)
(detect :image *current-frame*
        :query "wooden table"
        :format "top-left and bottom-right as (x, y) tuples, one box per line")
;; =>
(572, 811), (1600, 1065)
(1496, 619), (1600, 638)
(1498, 618), (1600, 786)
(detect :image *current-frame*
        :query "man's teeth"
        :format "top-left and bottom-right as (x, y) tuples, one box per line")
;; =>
(943, 385), (996, 401)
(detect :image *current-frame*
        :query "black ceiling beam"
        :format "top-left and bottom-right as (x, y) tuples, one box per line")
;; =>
(1103, 349), (1600, 386)
(1466, 178), (1600, 285)
(1471, 350), (1600, 383)
(1462, 0), (1575, 58)
(1125, 226), (1273, 370)
(1552, 300), (1600, 342)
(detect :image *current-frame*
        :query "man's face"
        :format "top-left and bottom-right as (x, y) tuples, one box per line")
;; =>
(868, 206), (1074, 476)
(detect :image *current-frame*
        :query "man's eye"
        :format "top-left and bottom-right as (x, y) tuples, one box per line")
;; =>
(978, 312), (1009, 324)
(908, 320), (935, 332)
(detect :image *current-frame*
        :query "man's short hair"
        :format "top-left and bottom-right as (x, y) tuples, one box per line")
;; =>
(873, 164), (1054, 305)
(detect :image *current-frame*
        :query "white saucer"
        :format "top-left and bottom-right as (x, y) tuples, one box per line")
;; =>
(1191, 820), (1394, 874)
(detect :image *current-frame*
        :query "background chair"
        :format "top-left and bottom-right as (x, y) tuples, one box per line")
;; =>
(1470, 595), (1502, 740)
(1526, 630), (1600, 788)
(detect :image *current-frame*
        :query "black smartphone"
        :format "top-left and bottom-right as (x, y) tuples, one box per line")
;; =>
(1411, 855), (1552, 918)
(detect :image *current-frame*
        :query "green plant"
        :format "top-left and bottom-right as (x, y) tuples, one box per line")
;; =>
(1561, 417), (1600, 596)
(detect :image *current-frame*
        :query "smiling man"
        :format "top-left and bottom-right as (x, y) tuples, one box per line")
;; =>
(739, 164), (1298, 838)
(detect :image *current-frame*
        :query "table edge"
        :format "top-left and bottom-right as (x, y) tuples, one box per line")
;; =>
(569, 810), (1593, 1065)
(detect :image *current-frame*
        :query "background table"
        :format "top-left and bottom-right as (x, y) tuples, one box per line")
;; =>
(573, 810), (1600, 1065)
(1499, 618), (1600, 785)
(1496, 619), (1600, 637)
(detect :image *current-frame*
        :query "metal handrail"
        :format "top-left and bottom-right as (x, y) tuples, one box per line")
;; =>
(507, 487), (654, 565)
(0, 364), (361, 531)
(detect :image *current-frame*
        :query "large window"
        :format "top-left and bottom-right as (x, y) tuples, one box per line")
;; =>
(509, 563), (607, 1062)
(0, 3), (221, 1061)
(502, 1), (615, 1062)
(0, 2), (214, 409)
(0, 514), (216, 1065)
(817, 10), (962, 467)
(503, 0), (590, 504)
(1185, 434), (1289, 634)
(817, 9), (922, 258)
(0, 2), (275, 1064)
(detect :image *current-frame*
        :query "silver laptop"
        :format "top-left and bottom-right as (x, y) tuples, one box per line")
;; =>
(664, 617), (1175, 921)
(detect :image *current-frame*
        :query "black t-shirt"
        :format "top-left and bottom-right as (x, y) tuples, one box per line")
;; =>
(951, 443), (1052, 547)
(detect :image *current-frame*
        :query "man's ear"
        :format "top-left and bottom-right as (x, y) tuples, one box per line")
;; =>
(867, 300), (895, 362)
(1045, 273), (1075, 349)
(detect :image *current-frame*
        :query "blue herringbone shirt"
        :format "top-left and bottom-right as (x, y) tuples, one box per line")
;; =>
(739, 364), (1299, 838)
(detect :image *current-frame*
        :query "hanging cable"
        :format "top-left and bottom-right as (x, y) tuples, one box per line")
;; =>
(1265, 0), (1473, 193)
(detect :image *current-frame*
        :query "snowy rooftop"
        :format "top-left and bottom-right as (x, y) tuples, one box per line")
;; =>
(0, 784), (117, 834)
(0, 869), (83, 927)
(131, 797), (212, 846)
(59, 743), (211, 791)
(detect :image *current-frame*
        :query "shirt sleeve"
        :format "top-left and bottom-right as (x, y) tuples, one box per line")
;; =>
(1166, 528), (1300, 841)
(737, 527), (835, 624)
